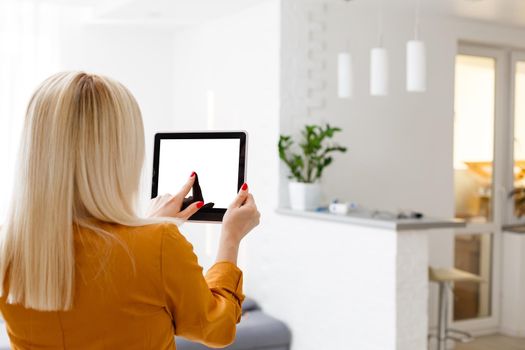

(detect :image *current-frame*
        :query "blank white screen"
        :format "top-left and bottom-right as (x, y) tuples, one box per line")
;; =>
(157, 138), (241, 208)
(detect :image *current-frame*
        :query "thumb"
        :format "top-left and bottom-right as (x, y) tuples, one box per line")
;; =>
(230, 183), (249, 208)
(178, 201), (204, 220)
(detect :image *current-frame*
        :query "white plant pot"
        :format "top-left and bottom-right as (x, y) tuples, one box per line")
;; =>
(288, 181), (321, 211)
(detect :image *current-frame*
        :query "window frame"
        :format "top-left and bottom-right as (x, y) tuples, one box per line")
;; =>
(451, 43), (508, 334)
(507, 51), (525, 226)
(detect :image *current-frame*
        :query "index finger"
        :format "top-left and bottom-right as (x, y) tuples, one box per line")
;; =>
(177, 172), (196, 198)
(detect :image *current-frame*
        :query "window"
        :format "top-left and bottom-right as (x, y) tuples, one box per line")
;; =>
(453, 49), (499, 323)
(453, 46), (525, 327)
(454, 55), (496, 223)
(453, 233), (492, 321)
(513, 59), (525, 218)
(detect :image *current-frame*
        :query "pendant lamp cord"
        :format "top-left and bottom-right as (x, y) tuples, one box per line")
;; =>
(377, 0), (384, 47)
(343, 0), (351, 51)
(414, 0), (421, 40)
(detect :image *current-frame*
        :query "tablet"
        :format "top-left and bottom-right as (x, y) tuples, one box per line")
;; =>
(151, 132), (247, 222)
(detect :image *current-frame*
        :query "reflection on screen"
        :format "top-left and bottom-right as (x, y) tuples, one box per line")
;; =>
(157, 139), (240, 208)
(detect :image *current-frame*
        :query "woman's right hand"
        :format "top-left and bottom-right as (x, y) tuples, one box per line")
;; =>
(216, 184), (260, 264)
(222, 184), (260, 244)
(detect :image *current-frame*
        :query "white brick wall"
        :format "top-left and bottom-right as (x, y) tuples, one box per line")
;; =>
(246, 0), (430, 348)
(396, 232), (429, 349)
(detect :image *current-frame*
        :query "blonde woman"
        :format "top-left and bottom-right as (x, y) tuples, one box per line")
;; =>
(0, 72), (260, 349)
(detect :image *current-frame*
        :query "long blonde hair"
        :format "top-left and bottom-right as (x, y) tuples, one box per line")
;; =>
(0, 72), (147, 311)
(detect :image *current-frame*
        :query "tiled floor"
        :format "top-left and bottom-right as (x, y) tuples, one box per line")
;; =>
(455, 334), (525, 350)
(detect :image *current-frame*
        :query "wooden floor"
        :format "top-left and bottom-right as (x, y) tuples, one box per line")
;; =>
(455, 334), (525, 350)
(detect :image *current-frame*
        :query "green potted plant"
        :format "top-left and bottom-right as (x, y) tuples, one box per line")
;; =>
(278, 124), (347, 210)
(509, 187), (525, 218)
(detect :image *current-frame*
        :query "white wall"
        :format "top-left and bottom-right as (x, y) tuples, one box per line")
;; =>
(59, 0), (282, 276)
(320, 2), (525, 216)
(52, 0), (525, 346)
(57, 0), (283, 312)
(163, 0), (525, 347)
(169, 0), (281, 271)
(0, 8), (180, 349)
(501, 231), (525, 336)
(278, 0), (525, 333)
(59, 12), (176, 210)
(281, 2), (525, 217)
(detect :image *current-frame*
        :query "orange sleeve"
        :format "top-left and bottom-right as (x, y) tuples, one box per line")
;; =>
(160, 224), (245, 348)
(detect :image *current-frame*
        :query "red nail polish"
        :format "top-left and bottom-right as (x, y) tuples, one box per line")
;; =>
(196, 201), (204, 208)
(190, 171), (196, 177)
(241, 183), (248, 191)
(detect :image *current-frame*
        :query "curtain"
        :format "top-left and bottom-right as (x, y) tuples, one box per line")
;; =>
(0, 0), (60, 222)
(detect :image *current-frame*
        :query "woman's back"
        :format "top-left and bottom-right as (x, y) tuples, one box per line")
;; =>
(0, 222), (244, 350)
(0, 71), (259, 349)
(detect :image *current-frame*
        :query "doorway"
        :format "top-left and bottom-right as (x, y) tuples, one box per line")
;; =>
(452, 43), (523, 332)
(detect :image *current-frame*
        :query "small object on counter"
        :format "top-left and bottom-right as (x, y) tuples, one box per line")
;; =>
(371, 209), (425, 220)
(328, 201), (360, 215)
(329, 202), (349, 214)
(397, 211), (424, 219)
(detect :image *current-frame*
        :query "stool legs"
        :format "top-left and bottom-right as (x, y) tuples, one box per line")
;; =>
(432, 281), (473, 349)
(437, 282), (448, 350)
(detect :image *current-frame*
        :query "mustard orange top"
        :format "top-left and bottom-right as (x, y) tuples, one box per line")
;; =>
(0, 223), (245, 349)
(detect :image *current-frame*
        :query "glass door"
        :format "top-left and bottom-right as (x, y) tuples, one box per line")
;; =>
(454, 54), (496, 224)
(452, 45), (506, 331)
(510, 53), (525, 224)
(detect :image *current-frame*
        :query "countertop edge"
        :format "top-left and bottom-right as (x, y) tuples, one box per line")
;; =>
(275, 208), (466, 231)
(503, 224), (525, 234)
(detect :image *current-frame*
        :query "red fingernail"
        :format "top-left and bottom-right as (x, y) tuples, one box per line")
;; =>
(241, 183), (248, 191)
(190, 171), (196, 177)
(196, 201), (204, 208)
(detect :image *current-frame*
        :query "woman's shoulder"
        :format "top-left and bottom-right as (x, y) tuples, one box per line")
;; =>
(126, 221), (181, 235)
(75, 221), (184, 253)
(86, 220), (179, 233)
(116, 222), (193, 265)
(114, 221), (183, 242)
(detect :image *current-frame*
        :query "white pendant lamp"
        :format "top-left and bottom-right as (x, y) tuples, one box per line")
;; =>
(337, 52), (352, 98)
(370, 0), (388, 96)
(407, 41), (426, 91)
(406, 0), (426, 92)
(370, 48), (388, 96)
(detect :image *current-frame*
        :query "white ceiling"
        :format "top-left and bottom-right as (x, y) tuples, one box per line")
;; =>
(107, 0), (266, 20)
(69, 0), (270, 26)
(342, 0), (525, 28)
(43, 0), (525, 28)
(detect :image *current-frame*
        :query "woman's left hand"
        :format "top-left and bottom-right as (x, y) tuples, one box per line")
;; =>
(147, 173), (204, 220)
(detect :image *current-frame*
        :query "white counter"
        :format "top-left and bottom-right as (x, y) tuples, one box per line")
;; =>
(241, 208), (464, 350)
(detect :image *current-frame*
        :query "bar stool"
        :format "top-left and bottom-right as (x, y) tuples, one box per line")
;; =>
(428, 267), (483, 350)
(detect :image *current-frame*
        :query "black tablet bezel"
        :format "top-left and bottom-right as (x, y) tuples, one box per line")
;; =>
(151, 131), (247, 222)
